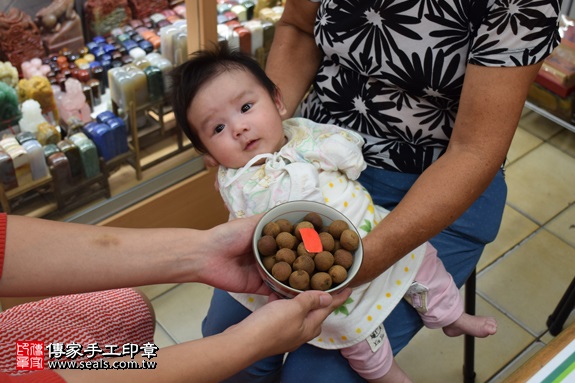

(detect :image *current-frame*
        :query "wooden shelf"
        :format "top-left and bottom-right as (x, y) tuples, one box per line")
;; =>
(53, 161), (111, 214)
(0, 175), (54, 214)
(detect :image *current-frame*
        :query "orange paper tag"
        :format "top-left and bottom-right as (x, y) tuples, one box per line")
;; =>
(299, 227), (323, 253)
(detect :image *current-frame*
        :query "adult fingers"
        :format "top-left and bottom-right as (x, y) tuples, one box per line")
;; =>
(297, 288), (352, 324)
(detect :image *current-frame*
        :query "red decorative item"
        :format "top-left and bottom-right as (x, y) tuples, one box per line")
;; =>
(128, 0), (170, 20)
(35, 0), (86, 54)
(0, 8), (46, 76)
(299, 228), (323, 253)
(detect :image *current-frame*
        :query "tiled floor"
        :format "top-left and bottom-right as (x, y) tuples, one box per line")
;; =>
(140, 108), (575, 382)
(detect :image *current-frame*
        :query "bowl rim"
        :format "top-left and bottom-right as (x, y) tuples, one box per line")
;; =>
(253, 200), (363, 298)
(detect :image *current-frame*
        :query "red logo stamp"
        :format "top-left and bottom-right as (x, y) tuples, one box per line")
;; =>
(16, 341), (44, 371)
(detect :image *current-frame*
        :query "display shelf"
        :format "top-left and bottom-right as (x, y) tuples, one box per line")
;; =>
(0, 175), (55, 214)
(524, 100), (575, 134)
(112, 98), (193, 179)
(53, 158), (111, 214)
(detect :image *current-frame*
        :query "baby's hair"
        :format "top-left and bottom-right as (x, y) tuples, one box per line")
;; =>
(170, 43), (279, 153)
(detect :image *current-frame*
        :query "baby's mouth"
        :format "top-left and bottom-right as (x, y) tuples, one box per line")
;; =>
(245, 139), (259, 150)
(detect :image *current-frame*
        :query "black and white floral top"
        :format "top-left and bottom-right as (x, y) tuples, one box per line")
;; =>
(300, 0), (561, 173)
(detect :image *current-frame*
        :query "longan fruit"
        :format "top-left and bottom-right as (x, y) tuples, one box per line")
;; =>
(329, 265), (348, 284)
(275, 219), (293, 233)
(271, 261), (292, 282)
(276, 232), (297, 249)
(311, 272), (332, 291)
(334, 249), (354, 269)
(293, 238), (302, 250)
(297, 242), (316, 258)
(319, 232), (335, 252)
(258, 235), (277, 256)
(303, 212), (323, 231)
(264, 214), (358, 292)
(293, 255), (315, 275)
(275, 248), (296, 265)
(333, 239), (342, 252)
(262, 221), (280, 237)
(261, 256), (277, 273)
(340, 229), (360, 251)
(289, 270), (310, 290)
(328, 220), (349, 239)
(294, 221), (314, 241)
(314, 251), (334, 272)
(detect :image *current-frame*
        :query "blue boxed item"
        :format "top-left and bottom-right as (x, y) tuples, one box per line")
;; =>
(138, 40), (154, 54)
(83, 122), (116, 161)
(96, 110), (117, 124)
(93, 36), (106, 44)
(122, 40), (139, 52)
(106, 117), (129, 155)
(86, 41), (99, 53)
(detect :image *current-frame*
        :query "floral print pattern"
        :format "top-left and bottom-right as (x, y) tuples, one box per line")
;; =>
(300, 0), (561, 173)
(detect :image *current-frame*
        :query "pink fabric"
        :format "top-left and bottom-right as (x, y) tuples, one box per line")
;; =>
(0, 369), (66, 383)
(0, 288), (154, 377)
(340, 243), (464, 381)
(0, 213), (7, 280)
(413, 244), (464, 329)
(340, 337), (393, 380)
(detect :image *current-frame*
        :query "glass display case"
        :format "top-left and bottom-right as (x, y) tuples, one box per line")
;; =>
(0, 0), (218, 224)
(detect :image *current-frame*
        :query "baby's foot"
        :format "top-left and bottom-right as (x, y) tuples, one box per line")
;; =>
(443, 313), (497, 338)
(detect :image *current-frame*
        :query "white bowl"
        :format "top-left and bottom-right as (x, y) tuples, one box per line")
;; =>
(253, 200), (363, 299)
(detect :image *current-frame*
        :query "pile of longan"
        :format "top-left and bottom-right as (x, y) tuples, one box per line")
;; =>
(257, 212), (360, 291)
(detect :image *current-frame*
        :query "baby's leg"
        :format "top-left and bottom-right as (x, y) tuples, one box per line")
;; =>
(405, 243), (497, 338)
(340, 335), (411, 383)
(370, 360), (412, 383)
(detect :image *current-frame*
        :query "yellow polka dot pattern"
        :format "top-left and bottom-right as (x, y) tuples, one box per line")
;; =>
(324, 252), (418, 344)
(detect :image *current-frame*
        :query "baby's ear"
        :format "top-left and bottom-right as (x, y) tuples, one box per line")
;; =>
(203, 153), (220, 168)
(274, 88), (288, 117)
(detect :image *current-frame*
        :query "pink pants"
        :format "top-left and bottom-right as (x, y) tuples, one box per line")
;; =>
(341, 243), (463, 380)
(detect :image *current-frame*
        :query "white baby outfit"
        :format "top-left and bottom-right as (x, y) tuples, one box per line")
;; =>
(218, 118), (461, 379)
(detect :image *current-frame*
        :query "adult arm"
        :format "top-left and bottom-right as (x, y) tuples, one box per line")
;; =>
(55, 289), (351, 383)
(265, 0), (321, 117)
(353, 62), (542, 286)
(0, 214), (269, 296)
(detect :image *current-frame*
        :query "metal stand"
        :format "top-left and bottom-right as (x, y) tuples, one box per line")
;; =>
(463, 269), (476, 383)
(547, 276), (575, 336)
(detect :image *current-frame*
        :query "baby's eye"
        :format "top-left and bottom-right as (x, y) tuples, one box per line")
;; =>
(241, 103), (252, 113)
(214, 124), (225, 134)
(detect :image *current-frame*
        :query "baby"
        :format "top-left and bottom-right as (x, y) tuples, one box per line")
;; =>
(170, 44), (497, 383)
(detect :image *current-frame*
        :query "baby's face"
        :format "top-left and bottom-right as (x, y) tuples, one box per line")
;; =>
(187, 69), (287, 168)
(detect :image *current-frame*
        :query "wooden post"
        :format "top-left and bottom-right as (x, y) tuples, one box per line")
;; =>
(185, 0), (219, 54)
